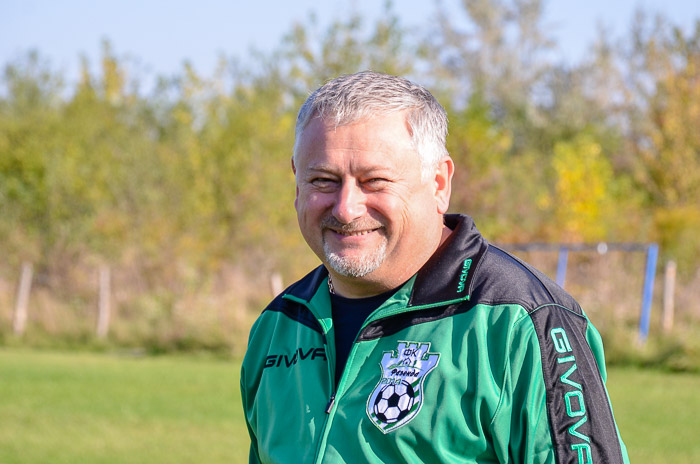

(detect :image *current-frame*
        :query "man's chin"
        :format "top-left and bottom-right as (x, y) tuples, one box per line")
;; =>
(324, 253), (384, 278)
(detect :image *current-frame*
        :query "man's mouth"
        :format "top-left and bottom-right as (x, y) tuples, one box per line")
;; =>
(332, 228), (379, 237)
(321, 217), (384, 239)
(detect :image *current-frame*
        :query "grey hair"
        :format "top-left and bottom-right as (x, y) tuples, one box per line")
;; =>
(293, 71), (449, 180)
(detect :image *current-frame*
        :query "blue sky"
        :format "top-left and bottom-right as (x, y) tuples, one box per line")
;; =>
(2, 0), (699, 90)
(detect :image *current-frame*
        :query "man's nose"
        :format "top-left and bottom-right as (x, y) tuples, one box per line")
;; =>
(332, 181), (366, 224)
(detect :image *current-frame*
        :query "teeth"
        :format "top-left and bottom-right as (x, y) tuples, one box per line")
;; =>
(339, 230), (373, 236)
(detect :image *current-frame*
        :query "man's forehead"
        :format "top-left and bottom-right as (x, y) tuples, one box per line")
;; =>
(293, 110), (420, 172)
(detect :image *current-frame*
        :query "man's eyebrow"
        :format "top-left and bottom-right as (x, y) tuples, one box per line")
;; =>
(308, 166), (395, 177)
(362, 166), (393, 174)
(305, 164), (337, 174)
(304, 163), (396, 175)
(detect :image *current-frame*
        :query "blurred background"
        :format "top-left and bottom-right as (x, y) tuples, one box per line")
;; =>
(2, 2), (700, 462)
(1, 0), (699, 361)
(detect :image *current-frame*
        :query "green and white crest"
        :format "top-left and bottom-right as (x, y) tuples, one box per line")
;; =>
(366, 341), (440, 434)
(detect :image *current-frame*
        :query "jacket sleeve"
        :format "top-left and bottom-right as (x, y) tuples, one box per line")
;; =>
(495, 304), (630, 463)
(240, 365), (262, 464)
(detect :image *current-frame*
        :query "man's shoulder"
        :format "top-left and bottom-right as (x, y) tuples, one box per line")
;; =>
(471, 244), (582, 315)
(251, 265), (327, 333)
(278, 265), (327, 302)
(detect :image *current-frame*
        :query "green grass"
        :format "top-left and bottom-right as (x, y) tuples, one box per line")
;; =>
(1, 349), (699, 463)
(607, 367), (700, 463)
(0, 349), (248, 464)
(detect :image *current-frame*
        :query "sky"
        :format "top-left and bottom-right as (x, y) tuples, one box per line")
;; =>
(1, 0), (700, 91)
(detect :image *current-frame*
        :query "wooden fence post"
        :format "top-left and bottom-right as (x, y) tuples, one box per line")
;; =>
(13, 262), (33, 336)
(96, 265), (111, 338)
(270, 272), (283, 297)
(662, 260), (676, 333)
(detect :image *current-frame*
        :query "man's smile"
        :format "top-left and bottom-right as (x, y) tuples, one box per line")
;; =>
(321, 216), (385, 242)
(327, 227), (382, 237)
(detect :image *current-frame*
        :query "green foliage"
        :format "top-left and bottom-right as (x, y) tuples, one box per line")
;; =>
(281, 2), (416, 94)
(0, 1), (699, 351)
(446, 91), (522, 239)
(602, 325), (700, 373)
(550, 133), (614, 241)
(653, 206), (700, 272)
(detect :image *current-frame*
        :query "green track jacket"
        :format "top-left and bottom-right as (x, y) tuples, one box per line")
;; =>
(241, 214), (630, 463)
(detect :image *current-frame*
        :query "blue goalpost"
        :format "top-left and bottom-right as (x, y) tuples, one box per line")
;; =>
(500, 242), (659, 343)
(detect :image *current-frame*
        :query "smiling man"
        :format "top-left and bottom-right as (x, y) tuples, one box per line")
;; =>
(293, 110), (452, 298)
(241, 72), (629, 463)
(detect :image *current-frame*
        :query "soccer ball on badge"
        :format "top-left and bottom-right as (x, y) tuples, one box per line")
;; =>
(373, 380), (416, 424)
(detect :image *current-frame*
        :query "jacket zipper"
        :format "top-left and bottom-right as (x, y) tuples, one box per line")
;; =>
(325, 393), (336, 414)
(312, 331), (336, 464)
(314, 328), (366, 463)
(314, 317), (378, 463)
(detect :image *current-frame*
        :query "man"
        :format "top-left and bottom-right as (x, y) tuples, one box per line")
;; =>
(241, 71), (629, 463)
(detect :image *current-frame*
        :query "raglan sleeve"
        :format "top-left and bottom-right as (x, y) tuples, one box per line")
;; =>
(494, 305), (630, 463)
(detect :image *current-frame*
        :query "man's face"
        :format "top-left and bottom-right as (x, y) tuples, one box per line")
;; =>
(293, 111), (451, 295)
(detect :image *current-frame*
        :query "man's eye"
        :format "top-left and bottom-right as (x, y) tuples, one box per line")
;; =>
(311, 178), (336, 187)
(365, 178), (389, 187)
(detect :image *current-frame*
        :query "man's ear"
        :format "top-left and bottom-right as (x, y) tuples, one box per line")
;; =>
(433, 157), (454, 214)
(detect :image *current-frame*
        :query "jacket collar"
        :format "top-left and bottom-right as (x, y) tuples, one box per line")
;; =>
(408, 214), (489, 307)
(284, 214), (489, 307)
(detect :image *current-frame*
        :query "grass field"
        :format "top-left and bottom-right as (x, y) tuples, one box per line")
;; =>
(1, 349), (699, 463)
(606, 367), (700, 463)
(0, 349), (248, 464)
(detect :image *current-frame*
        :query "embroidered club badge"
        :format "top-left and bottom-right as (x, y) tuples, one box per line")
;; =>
(366, 341), (440, 433)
